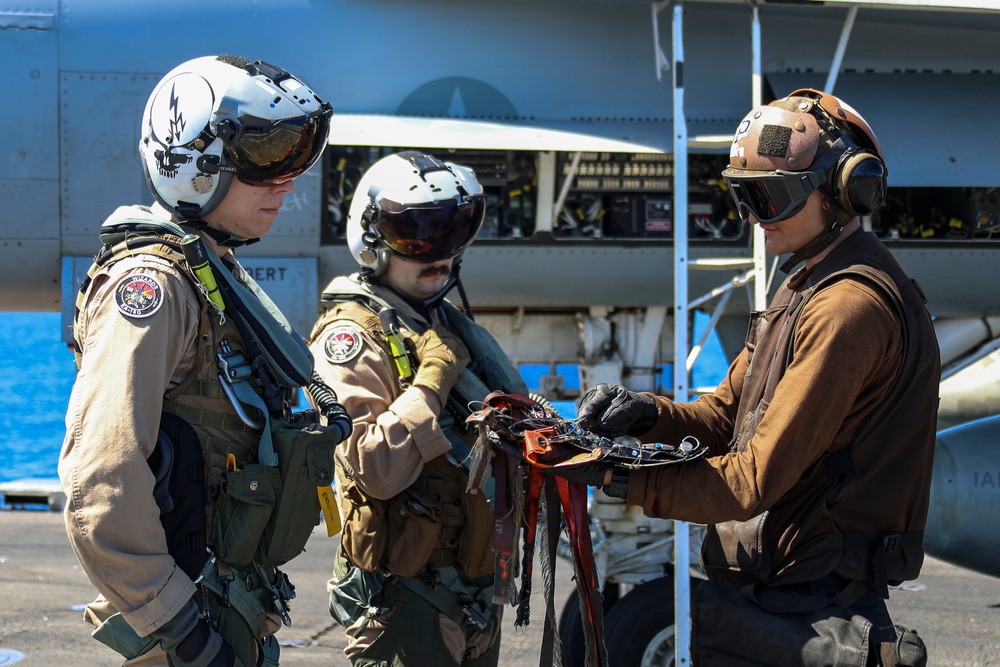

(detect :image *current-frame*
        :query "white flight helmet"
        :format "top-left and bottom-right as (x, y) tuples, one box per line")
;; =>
(347, 151), (486, 277)
(139, 54), (332, 220)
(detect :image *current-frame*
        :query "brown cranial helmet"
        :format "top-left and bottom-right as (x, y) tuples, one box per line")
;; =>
(723, 88), (887, 224)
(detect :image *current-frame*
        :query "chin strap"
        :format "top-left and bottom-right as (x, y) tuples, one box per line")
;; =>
(175, 210), (260, 249)
(370, 259), (469, 316)
(778, 195), (850, 274)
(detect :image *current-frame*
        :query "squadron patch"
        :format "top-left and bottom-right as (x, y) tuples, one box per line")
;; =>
(114, 273), (164, 318)
(324, 325), (365, 364)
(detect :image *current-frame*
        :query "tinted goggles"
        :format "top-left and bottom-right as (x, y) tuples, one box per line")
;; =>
(377, 195), (486, 261)
(722, 168), (823, 224)
(226, 108), (332, 185)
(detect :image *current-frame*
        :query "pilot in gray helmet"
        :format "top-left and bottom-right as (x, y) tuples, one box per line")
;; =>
(309, 150), (523, 666)
(59, 54), (348, 667)
(549, 89), (939, 667)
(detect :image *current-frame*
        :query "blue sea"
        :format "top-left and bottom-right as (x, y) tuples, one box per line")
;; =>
(0, 311), (729, 485)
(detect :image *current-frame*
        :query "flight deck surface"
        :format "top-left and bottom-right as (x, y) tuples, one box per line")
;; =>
(2, 511), (998, 666)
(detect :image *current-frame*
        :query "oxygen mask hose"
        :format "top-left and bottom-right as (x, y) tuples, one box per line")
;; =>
(307, 371), (352, 444)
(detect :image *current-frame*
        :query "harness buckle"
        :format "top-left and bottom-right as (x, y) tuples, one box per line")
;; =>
(463, 604), (490, 632)
(218, 345), (253, 384)
(883, 533), (899, 552)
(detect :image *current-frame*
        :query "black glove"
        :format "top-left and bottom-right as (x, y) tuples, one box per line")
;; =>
(546, 461), (614, 487)
(152, 599), (238, 667)
(576, 383), (659, 438)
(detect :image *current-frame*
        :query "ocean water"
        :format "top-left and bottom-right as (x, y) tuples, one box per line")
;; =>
(0, 311), (729, 484)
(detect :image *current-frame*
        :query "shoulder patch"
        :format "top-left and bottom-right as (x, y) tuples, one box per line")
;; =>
(114, 273), (164, 318)
(324, 324), (365, 364)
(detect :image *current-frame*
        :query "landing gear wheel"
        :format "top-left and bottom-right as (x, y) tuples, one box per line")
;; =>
(558, 583), (620, 667)
(602, 575), (693, 667)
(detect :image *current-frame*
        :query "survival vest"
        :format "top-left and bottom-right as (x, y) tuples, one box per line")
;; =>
(312, 276), (529, 579)
(700, 229), (939, 599)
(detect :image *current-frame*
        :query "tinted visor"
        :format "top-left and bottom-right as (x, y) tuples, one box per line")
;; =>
(377, 195), (486, 261)
(722, 168), (823, 224)
(225, 105), (332, 184)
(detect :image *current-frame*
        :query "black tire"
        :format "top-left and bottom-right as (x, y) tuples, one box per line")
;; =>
(602, 575), (696, 667)
(559, 583), (621, 667)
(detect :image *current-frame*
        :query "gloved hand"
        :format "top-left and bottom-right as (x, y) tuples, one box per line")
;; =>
(546, 461), (614, 487)
(411, 327), (471, 406)
(576, 383), (659, 438)
(152, 599), (240, 667)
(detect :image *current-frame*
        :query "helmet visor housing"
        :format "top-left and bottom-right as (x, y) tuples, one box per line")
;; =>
(216, 60), (332, 185)
(722, 168), (823, 224)
(376, 194), (486, 261)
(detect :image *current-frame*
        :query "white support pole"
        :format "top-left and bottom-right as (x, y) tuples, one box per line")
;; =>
(672, 4), (692, 665)
(751, 5), (767, 311)
(823, 5), (858, 94)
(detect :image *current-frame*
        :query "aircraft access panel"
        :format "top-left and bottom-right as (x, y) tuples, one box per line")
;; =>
(321, 148), (1000, 245)
(320, 148), (744, 244)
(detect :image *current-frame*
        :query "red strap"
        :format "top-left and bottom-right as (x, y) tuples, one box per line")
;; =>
(556, 477), (609, 667)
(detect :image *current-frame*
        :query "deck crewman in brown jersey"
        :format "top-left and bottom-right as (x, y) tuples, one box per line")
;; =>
(550, 89), (939, 667)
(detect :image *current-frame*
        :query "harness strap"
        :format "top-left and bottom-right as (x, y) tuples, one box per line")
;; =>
(395, 567), (494, 633)
(491, 449), (518, 604)
(557, 476), (609, 667)
(538, 476), (563, 667)
(515, 466), (545, 627)
(840, 530), (924, 599)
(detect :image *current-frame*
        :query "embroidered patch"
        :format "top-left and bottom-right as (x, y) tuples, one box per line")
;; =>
(324, 325), (365, 364)
(114, 273), (164, 318)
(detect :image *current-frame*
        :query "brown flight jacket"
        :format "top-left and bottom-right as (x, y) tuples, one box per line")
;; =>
(627, 228), (939, 588)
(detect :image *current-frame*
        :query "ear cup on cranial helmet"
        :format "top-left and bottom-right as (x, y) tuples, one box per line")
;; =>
(833, 149), (887, 217)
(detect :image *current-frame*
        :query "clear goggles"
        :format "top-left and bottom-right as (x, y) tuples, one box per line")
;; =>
(222, 60), (333, 185)
(722, 168), (824, 224)
(376, 195), (486, 261)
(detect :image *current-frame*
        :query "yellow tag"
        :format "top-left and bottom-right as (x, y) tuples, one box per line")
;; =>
(317, 485), (341, 537)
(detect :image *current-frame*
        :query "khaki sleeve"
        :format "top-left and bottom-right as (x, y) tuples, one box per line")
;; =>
(628, 279), (900, 525)
(310, 319), (452, 500)
(59, 254), (202, 636)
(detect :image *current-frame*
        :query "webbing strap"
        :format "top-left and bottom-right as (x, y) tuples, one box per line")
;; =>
(196, 556), (267, 660)
(557, 476), (609, 667)
(515, 466), (545, 627)
(491, 449), (518, 603)
(395, 567), (493, 633)
(538, 477), (563, 667)
(218, 370), (277, 467)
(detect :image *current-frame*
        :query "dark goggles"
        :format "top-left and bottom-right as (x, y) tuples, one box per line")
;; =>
(225, 108), (332, 185)
(722, 168), (824, 224)
(377, 195), (486, 261)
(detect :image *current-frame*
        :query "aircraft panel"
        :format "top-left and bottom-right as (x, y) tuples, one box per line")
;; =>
(0, 27), (57, 181)
(59, 73), (156, 245)
(0, 181), (58, 239)
(767, 73), (1000, 187)
(4, 240), (61, 311)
